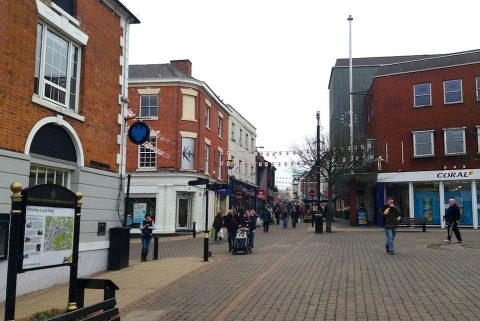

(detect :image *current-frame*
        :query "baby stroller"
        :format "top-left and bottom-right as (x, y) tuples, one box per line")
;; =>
(232, 227), (251, 255)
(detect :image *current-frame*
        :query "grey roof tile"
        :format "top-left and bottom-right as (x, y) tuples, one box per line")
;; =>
(129, 64), (197, 80)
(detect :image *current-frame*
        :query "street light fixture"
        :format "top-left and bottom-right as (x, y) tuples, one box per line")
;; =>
(315, 111), (323, 233)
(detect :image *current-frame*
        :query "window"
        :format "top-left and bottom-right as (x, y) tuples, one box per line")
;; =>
(413, 83), (431, 107)
(444, 128), (466, 155)
(181, 137), (195, 170)
(140, 95), (158, 118)
(0, 214), (9, 260)
(218, 117), (223, 138)
(477, 126), (480, 153)
(413, 131), (434, 157)
(29, 165), (70, 187)
(251, 138), (255, 152)
(205, 105), (210, 128)
(476, 77), (480, 101)
(52, 0), (75, 15)
(245, 133), (249, 149)
(217, 150), (222, 179)
(34, 22), (81, 111)
(204, 144), (210, 173)
(138, 137), (157, 168)
(444, 79), (463, 104)
(239, 129), (243, 145)
(231, 123), (236, 141)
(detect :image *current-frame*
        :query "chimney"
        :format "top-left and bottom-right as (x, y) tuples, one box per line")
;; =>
(170, 59), (192, 76)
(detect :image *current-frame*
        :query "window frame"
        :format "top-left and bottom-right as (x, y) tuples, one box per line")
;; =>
(139, 95), (158, 119)
(231, 123), (236, 142)
(218, 117), (223, 138)
(0, 214), (9, 261)
(443, 79), (463, 104)
(205, 105), (211, 129)
(239, 129), (243, 146)
(34, 21), (82, 112)
(29, 164), (71, 188)
(204, 144), (210, 174)
(476, 77), (480, 101)
(443, 128), (466, 155)
(138, 137), (157, 169)
(477, 126), (480, 154)
(412, 130), (435, 157)
(413, 83), (432, 108)
(217, 149), (223, 180)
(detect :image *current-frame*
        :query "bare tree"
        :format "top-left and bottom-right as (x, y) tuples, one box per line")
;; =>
(291, 136), (374, 232)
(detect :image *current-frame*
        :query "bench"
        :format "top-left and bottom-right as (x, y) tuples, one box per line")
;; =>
(46, 298), (120, 321)
(398, 217), (427, 232)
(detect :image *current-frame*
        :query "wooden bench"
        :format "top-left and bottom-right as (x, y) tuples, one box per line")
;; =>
(46, 298), (120, 321)
(398, 217), (427, 232)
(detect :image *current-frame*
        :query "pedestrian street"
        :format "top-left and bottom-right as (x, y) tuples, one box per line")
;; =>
(124, 221), (480, 321)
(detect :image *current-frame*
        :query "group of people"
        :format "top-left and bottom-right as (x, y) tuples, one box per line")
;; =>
(381, 196), (463, 255)
(214, 208), (259, 252)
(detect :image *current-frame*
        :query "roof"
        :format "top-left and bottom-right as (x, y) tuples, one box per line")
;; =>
(334, 55), (438, 68)
(375, 49), (480, 77)
(129, 64), (195, 79)
(114, 1), (140, 24)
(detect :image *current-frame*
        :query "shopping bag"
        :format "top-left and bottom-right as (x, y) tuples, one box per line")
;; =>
(209, 228), (215, 237)
(218, 228), (224, 239)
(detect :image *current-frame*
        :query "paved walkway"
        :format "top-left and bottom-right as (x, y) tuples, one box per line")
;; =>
(3, 220), (480, 321)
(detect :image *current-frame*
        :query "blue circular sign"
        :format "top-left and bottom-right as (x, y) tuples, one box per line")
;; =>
(128, 121), (150, 145)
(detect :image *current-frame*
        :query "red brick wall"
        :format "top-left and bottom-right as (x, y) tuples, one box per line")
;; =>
(367, 64), (480, 172)
(126, 84), (229, 182)
(0, 0), (125, 172)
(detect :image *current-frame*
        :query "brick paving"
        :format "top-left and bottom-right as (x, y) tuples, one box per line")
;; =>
(123, 221), (480, 321)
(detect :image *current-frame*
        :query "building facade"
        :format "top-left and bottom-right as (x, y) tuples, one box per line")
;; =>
(0, 0), (138, 301)
(226, 104), (257, 210)
(256, 155), (276, 209)
(366, 50), (480, 228)
(126, 60), (230, 233)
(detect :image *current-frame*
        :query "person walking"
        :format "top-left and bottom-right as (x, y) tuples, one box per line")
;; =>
(213, 212), (224, 241)
(261, 206), (271, 232)
(140, 213), (155, 261)
(274, 204), (281, 225)
(291, 207), (299, 228)
(282, 206), (289, 229)
(224, 209), (238, 252)
(443, 198), (463, 243)
(381, 196), (401, 255)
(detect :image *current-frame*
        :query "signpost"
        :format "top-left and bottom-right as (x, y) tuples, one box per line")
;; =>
(4, 183), (82, 321)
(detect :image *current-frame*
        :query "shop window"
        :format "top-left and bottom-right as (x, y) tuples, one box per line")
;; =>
(443, 128), (466, 155)
(139, 95), (158, 118)
(138, 137), (157, 169)
(34, 22), (81, 111)
(413, 182), (440, 224)
(29, 165), (70, 187)
(0, 214), (9, 260)
(444, 181), (472, 225)
(476, 182), (480, 227)
(412, 130), (434, 157)
(126, 198), (156, 227)
(444, 79), (463, 104)
(413, 83), (431, 107)
(385, 183), (409, 218)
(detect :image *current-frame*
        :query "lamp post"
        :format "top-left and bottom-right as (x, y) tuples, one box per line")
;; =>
(348, 14), (354, 161)
(292, 178), (299, 202)
(315, 111), (323, 233)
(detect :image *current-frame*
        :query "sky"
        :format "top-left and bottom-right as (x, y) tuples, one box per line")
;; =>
(121, 0), (479, 181)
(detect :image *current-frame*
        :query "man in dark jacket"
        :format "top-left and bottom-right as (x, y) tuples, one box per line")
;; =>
(274, 204), (281, 225)
(381, 196), (401, 255)
(224, 209), (239, 252)
(443, 198), (463, 243)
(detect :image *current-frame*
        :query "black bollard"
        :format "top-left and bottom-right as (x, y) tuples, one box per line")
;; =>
(193, 221), (196, 238)
(314, 213), (323, 234)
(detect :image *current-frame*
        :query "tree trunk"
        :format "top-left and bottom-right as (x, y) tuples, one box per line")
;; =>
(325, 187), (334, 233)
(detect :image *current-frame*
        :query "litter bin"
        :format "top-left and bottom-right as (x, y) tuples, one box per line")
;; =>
(108, 227), (130, 270)
(314, 213), (323, 234)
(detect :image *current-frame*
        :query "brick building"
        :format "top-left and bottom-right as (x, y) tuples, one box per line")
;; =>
(0, 0), (138, 300)
(127, 60), (230, 233)
(366, 50), (480, 228)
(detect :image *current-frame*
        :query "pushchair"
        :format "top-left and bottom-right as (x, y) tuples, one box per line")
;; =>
(232, 227), (251, 255)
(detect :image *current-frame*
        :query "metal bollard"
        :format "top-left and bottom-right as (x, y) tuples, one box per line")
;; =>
(314, 213), (323, 234)
(153, 235), (159, 260)
(193, 222), (196, 238)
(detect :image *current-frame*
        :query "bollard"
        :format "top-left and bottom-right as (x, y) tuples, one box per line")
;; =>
(193, 222), (196, 238)
(153, 235), (159, 260)
(314, 213), (323, 234)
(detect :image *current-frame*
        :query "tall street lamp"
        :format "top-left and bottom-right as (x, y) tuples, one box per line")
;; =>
(348, 14), (354, 160)
(315, 111), (323, 233)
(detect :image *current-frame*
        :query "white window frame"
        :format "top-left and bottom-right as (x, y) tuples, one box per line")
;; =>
(412, 130), (435, 157)
(205, 105), (211, 129)
(239, 129), (243, 146)
(231, 123), (236, 142)
(443, 79), (463, 104)
(139, 95), (158, 118)
(443, 128), (466, 155)
(29, 164), (70, 188)
(477, 126), (480, 153)
(204, 144), (210, 174)
(217, 149), (223, 180)
(413, 83), (432, 107)
(138, 137), (157, 169)
(476, 77), (480, 101)
(34, 21), (81, 112)
(218, 117), (223, 138)
(245, 133), (249, 149)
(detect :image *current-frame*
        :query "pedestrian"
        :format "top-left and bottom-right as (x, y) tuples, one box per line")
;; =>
(140, 213), (155, 261)
(443, 198), (463, 243)
(213, 212), (224, 241)
(261, 206), (271, 232)
(291, 207), (298, 228)
(381, 196), (401, 255)
(282, 206), (289, 229)
(224, 209), (238, 252)
(242, 210), (256, 250)
(274, 204), (281, 225)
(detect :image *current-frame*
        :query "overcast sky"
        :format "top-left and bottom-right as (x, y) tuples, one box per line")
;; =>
(122, 0), (479, 179)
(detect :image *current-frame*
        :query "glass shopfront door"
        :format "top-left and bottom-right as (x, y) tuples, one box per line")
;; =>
(444, 181), (472, 226)
(414, 182), (440, 224)
(177, 193), (192, 229)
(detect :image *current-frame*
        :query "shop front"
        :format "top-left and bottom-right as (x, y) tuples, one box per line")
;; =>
(377, 169), (480, 228)
(229, 177), (257, 210)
